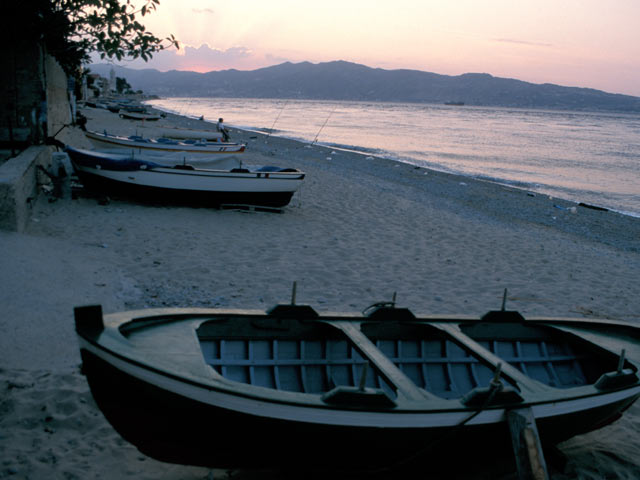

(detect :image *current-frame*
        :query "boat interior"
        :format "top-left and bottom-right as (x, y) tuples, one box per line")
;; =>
(195, 303), (630, 402)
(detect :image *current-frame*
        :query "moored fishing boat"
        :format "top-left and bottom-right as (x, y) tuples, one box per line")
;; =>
(74, 290), (640, 473)
(65, 146), (304, 207)
(85, 130), (245, 156)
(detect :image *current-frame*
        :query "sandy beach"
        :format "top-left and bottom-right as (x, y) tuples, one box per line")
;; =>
(1, 105), (640, 479)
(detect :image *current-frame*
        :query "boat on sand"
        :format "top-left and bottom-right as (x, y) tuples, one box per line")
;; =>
(74, 289), (640, 474)
(151, 125), (225, 141)
(65, 146), (304, 208)
(85, 130), (245, 156)
(118, 110), (162, 121)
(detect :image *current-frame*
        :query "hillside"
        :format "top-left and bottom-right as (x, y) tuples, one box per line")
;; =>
(90, 61), (640, 113)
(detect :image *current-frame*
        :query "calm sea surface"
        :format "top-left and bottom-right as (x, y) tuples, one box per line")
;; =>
(147, 97), (640, 218)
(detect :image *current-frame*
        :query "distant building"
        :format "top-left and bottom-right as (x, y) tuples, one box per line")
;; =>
(109, 67), (116, 93)
(86, 73), (110, 97)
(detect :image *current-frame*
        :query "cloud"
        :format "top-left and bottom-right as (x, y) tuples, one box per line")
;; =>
(192, 8), (214, 14)
(494, 38), (553, 48)
(90, 44), (286, 72)
(264, 53), (290, 65)
(178, 44), (253, 69)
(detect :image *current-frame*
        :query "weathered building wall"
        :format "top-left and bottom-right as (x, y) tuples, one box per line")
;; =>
(0, 28), (73, 145)
(0, 55), (76, 232)
(46, 56), (73, 139)
(0, 3), (80, 231)
(0, 43), (45, 144)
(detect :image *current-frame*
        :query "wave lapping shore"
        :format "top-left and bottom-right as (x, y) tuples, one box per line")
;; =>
(1, 106), (639, 479)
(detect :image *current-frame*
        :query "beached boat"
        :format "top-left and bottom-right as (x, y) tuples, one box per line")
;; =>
(119, 104), (147, 113)
(74, 291), (640, 473)
(65, 146), (304, 207)
(151, 125), (224, 141)
(118, 110), (162, 121)
(85, 130), (245, 155)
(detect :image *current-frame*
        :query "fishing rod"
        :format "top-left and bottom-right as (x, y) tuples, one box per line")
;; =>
(266, 99), (289, 141)
(178, 97), (197, 119)
(312, 105), (337, 145)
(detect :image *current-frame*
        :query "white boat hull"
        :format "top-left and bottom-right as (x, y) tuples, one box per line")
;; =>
(85, 131), (245, 156)
(78, 163), (303, 193)
(67, 147), (304, 207)
(74, 303), (640, 471)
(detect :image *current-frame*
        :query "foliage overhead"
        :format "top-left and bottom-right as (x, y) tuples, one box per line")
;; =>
(3, 0), (179, 75)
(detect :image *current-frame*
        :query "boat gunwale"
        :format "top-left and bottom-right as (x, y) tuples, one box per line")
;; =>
(76, 163), (306, 181)
(74, 306), (640, 414)
(77, 335), (640, 429)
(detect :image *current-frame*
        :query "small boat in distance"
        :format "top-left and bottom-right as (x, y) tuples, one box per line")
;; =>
(74, 290), (640, 473)
(118, 110), (162, 121)
(65, 146), (304, 208)
(85, 130), (246, 156)
(444, 101), (465, 106)
(147, 125), (224, 141)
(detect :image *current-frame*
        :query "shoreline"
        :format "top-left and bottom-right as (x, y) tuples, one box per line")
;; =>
(1, 104), (639, 478)
(154, 106), (640, 254)
(146, 99), (640, 220)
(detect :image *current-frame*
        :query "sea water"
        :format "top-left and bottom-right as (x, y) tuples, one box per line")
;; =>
(147, 97), (640, 218)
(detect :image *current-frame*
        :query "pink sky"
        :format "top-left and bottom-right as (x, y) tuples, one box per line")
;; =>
(103, 0), (640, 97)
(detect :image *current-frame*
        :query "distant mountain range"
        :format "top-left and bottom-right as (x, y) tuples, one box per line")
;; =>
(90, 60), (640, 113)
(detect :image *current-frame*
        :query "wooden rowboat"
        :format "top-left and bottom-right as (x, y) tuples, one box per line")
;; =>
(74, 291), (640, 474)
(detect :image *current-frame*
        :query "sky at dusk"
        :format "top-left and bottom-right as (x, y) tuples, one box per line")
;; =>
(100, 0), (640, 97)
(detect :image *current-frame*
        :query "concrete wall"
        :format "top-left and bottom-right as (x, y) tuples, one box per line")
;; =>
(0, 146), (50, 232)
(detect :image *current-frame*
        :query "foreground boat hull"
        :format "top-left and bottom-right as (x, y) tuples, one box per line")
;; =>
(75, 302), (640, 472)
(80, 348), (504, 470)
(80, 347), (638, 471)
